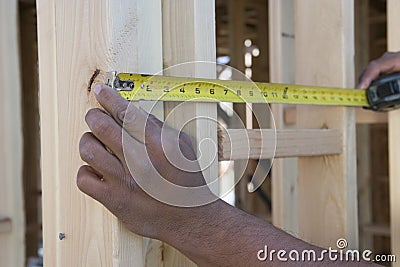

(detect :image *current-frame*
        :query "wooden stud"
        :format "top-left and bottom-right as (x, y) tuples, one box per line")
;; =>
(284, 107), (388, 125)
(387, 0), (400, 263)
(0, 0), (25, 266)
(219, 129), (342, 160)
(295, 0), (358, 249)
(162, 0), (217, 266)
(268, 0), (299, 235)
(37, 0), (163, 265)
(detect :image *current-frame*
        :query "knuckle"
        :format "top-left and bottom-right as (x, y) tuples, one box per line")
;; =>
(90, 117), (108, 133)
(127, 109), (138, 124)
(124, 176), (137, 192)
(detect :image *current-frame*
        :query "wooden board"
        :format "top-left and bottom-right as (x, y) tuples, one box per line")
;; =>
(268, 0), (299, 235)
(0, 0), (25, 266)
(37, 0), (163, 265)
(295, 0), (358, 249)
(162, 0), (217, 266)
(387, 0), (400, 264)
(219, 129), (342, 160)
(284, 107), (388, 125)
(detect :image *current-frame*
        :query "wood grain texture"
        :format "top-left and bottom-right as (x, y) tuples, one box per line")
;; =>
(162, 0), (217, 266)
(268, 0), (299, 235)
(295, 0), (358, 249)
(219, 129), (342, 160)
(37, 0), (162, 265)
(0, 0), (25, 266)
(387, 0), (400, 263)
(284, 107), (388, 125)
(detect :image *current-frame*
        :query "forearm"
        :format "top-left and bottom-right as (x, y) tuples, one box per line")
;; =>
(163, 200), (374, 267)
(162, 200), (305, 266)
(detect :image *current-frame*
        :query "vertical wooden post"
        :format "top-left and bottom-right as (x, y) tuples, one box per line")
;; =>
(0, 0), (25, 266)
(387, 0), (400, 263)
(162, 0), (217, 266)
(295, 0), (358, 248)
(37, 0), (162, 265)
(268, 0), (298, 235)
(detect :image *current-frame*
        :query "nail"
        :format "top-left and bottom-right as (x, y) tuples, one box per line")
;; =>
(59, 232), (66, 240)
(94, 84), (102, 95)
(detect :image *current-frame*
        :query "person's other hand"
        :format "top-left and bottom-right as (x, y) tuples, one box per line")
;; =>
(77, 84), (214, 241)
(358, 51), (400, 89)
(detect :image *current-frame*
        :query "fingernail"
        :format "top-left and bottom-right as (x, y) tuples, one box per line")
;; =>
(118, 110), (126, 122)
(94, 84), (102, 95)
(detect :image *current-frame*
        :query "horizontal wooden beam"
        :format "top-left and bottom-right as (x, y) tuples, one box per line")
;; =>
(219, 129), (342, 160)
(362, 224), (391, 237)
(0, 217), (12, 233)
(284, 106), (388, 125)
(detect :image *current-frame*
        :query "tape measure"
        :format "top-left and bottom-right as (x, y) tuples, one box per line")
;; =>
(104, 72), (400, 111)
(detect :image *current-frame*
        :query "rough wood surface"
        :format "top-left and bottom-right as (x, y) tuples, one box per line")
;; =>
(162, 0), (217, 266)
(219, 129), (342, 160)
(295, 0), (358, 249)
(37, 0), (163, 265)
(0, 0), (25, 266)
(284, 107), (388, 125)
(268, 0), (299, 235)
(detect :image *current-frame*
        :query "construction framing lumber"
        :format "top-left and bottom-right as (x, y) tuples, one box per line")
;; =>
(162, 0), (217, 265)
(268, 0), (299, 235)
(37, 0), (163, 265)
(387, 0), (400, 264)
(295, 0), (358, 249)
(284, 107), (388, 125)
(219, 129), (342, 160)
(0, 0), (25, 266)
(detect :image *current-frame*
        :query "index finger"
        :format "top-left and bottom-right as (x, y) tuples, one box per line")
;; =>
(93, 84), (149, 143)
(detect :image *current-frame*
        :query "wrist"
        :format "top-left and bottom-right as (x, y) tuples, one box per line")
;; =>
(160, 199), (238, 264)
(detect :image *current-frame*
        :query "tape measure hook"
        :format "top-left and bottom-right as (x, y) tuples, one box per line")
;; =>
(105, 71), (117, 88)
(105, 71), (134, 92)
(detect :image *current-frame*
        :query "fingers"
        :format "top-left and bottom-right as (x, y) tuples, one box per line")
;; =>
(358, 52), (400, 89)
(93, 84), (129, 125)
(85, 108), (124, 159)
(77, 165), (111, 203)
(79, 132), (125, 180)
(94, 84), (152, 143)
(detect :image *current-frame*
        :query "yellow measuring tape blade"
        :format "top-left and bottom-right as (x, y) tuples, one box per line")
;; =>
(114, 73), (369, 107)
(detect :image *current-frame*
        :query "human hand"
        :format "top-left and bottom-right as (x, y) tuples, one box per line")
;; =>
(358, 51), (400, 89)
(77, 84), (215, 241)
